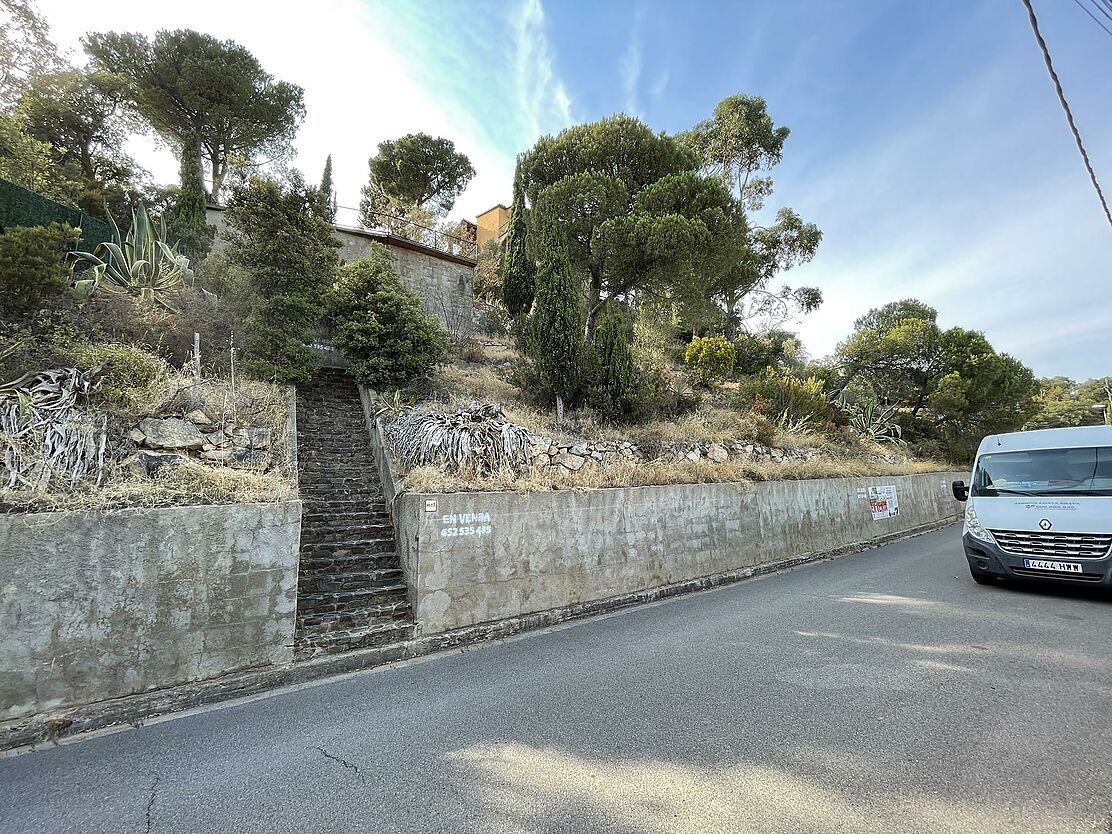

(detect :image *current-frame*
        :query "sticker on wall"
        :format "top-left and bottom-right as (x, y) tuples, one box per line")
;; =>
(424, 498), (438, 513)
(868, 485), (900, 520)
(856, 487), (867, 498)
(940, 479), (948, 491)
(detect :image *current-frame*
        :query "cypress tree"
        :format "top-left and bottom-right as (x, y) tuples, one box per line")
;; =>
(164, 133), (214, 261)
(500, 167), (534, 319)
(317, 154), (336, 222)
(591, 302), (638, 422)
(528, 209), (584, 423)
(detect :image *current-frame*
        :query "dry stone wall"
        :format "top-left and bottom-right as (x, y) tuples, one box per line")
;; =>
(526, 437), (826, 471)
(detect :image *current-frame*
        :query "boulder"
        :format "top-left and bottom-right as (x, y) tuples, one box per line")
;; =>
(707, 443), (729, 463)
(137, 418), (208, 450)
(125, 450), (188, 478)
(185, 409), (212, 425)
(231, 426), (271, 450)
(553, 452), (587, 471)
(127, 428), (146, 445)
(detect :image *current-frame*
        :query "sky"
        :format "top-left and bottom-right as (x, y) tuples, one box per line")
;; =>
(37, 0), (1112, 380)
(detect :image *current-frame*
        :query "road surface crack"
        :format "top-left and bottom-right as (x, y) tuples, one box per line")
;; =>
(144, 772), (160, 833)
(314, 746), (365, 783)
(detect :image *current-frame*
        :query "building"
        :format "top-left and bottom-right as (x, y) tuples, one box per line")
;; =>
(474, 204), (510, 248)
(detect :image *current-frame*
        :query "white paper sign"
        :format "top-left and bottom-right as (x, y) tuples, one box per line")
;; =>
(868, 485), (900, 520)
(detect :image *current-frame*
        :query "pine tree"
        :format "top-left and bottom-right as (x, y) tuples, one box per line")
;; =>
(317, 154), (336, 222)
(528, 209), (584, 423)
(500, 167), (534, 319)
(591, 302), (638, 422)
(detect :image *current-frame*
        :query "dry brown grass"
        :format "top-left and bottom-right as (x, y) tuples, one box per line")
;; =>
(398, 455), (951, 495)
(0, 459), (294, 512)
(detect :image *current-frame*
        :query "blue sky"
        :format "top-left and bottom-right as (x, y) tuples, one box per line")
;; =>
(42, 0), (1111, 379)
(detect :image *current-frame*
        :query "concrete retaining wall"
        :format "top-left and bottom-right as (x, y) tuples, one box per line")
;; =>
(0, 501), (301, 722)
(394, 474), (963, 635)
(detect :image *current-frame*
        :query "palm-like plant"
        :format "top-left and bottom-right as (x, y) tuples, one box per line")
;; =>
(70, 203), (204, 311)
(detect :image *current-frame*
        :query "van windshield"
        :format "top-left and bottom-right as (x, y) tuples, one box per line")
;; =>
(972, 446), (1112, 497)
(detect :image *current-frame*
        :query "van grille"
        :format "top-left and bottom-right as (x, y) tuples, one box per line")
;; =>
(990, 530), (1112, 559)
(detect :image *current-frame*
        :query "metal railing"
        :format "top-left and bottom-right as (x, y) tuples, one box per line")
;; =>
(334, 204), (479, 261)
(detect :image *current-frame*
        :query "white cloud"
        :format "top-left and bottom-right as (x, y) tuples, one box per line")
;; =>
(512, 0), (574, 139)
(620, 20), (643, 117)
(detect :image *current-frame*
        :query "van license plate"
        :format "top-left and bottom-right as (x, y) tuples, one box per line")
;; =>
(1023, 559), (1082, 573)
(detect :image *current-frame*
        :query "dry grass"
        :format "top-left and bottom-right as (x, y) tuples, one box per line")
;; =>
(398, 455), (951, 495)
(0, 459), (294, 513)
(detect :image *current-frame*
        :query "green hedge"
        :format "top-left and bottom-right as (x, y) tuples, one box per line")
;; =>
(0, 178), (114, 248)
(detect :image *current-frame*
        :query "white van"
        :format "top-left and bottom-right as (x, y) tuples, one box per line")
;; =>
(952, 425), (1112, 586)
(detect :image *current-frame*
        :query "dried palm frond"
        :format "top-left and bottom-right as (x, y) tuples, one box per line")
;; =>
(385, 401), (535, 477)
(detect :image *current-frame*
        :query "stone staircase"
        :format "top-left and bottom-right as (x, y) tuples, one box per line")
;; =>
(294, 368), (414, 657)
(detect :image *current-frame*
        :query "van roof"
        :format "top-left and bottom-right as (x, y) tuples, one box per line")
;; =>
(977, 425), (1112, 455)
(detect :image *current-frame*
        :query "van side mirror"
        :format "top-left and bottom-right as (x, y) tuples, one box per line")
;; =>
(951, 480), (969, 502)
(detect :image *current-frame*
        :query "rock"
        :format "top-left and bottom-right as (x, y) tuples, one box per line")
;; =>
(707, 443), (729, 463)
(127, 428), (146, 445)
(553, 452), (586, 471)
(137, 417), (208, 450)
(202, 449), (235, 463)
(684, 450), (702, 462)
(185, 409), (212, 425)
(571, 442), (589, 456)
(126, 450), (188, 478)
(231, 426), (271, 450)
(233, 450), (271, 470)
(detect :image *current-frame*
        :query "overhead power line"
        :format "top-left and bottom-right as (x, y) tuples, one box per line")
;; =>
(1020, 0), (1112, 230)
(1071, 0), (1112, 37)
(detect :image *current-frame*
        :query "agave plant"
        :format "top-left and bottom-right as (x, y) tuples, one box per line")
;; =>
(385, 402), (535, 477)
(70, 203), (206, 311)
(839, 397), (906, 448)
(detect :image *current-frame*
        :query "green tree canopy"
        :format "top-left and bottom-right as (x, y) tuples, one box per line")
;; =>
(836, 299), (1038, 459)
(18, 68), (144, 219)
(361, 132), (475, 220)
(519, 113), (746, 342)
(681, 95), (821, 339)
(1025, 376), (1111, 429)
(84, 28), (305, 201)
(0, 0), (64, 106)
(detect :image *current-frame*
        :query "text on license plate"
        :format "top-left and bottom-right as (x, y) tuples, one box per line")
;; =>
(1023, 559), (1082, 573)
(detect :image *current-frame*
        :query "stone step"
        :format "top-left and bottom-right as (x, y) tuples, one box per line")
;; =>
(299, 522), (393, 542)
(297, 583), (408, 615)
(295, 619), (413, 657)
(299, 567), (404, 593)
(302, 509), (390, 526)
(298, 551), (402, 576)
(297, 599), (412, 631)
(300, 539), (397, 560)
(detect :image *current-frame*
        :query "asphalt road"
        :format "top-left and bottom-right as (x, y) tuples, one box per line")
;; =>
(3, 524), (1112, 834)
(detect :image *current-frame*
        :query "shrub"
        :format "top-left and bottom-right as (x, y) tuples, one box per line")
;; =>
(52, 341), (170, 409)
(326, 248), (451, 390)
(733, 368), (832, 431)
(683, 335), (734, 385)
(0, 224), (79, 315)
(590, 303), (638, 422)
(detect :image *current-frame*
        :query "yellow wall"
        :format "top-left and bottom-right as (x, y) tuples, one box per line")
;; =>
(475, 204), (510, 247)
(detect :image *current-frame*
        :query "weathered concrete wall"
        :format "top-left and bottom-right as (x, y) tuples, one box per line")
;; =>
(395, 474), (963, 635)
(0, 501), (301, 722)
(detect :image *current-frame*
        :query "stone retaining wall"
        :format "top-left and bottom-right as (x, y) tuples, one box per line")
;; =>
(0, 501), (301, 723)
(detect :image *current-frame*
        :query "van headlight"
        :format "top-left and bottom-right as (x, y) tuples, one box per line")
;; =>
(963, 507), (996, 544)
